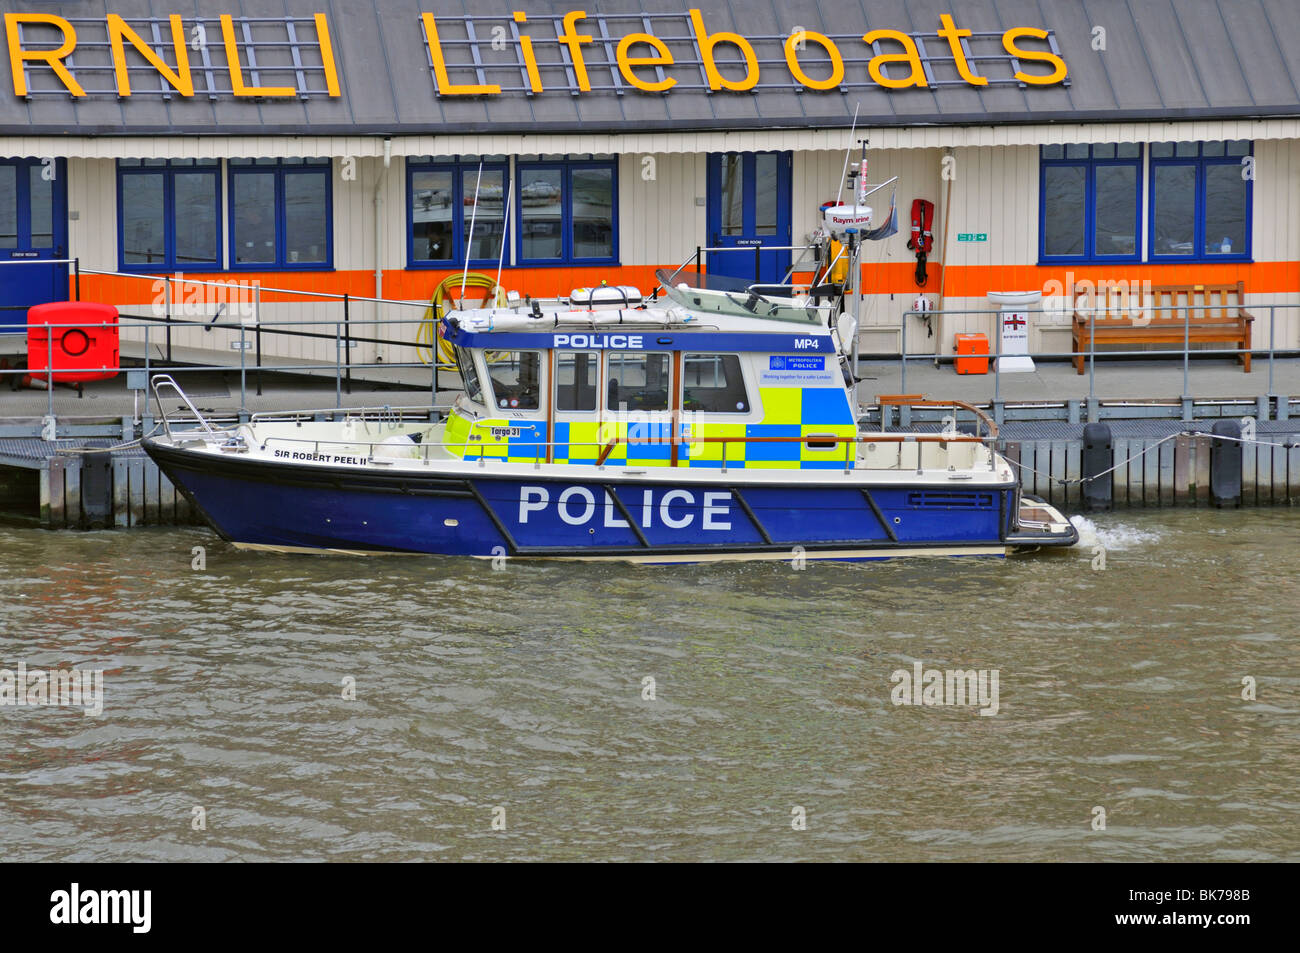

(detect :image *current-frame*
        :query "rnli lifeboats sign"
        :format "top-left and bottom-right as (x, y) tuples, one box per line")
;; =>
(4, 10), (1067, 99)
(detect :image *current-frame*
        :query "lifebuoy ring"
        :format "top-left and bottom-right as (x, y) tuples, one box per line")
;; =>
(60, 328), (91, 358)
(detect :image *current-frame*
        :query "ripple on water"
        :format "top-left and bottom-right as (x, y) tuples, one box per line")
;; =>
(0, 510), (1298, 860)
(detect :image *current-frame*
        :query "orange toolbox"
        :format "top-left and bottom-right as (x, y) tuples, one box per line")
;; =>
(953, 333), (989, 375)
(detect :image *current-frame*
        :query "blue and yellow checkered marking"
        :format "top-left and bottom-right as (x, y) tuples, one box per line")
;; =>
(448, 412), (550, 462)
(446, 383), (855, 469)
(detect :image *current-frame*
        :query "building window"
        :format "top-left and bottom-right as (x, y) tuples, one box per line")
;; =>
(229, 158), (331, 269)
(517, 158), (617, 264)
(117, 159), (221, 270)
(682, 354), (750, 413)
(1039, 144), (1142, 263)
(407, 156), (508, 267)
(1149, 141), (1252, 260)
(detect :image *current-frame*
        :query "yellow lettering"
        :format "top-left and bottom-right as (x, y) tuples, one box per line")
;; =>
(107, 14), (192, 98)
(616, 33), (676, 93)
(4, 14), (85, 97)
(862, 29), (928, 89)
(689, 8), (758, 92)
(421, 13), (500, 96)
(557, 10), (593, 92)
(1002, 27), (1067, 86)
(936, 13), (987, 86)
(314, 13), (342, 97)
(220, 15), (295, 97)
(513, 12), (542, 93)
(784, 30), (843, 91)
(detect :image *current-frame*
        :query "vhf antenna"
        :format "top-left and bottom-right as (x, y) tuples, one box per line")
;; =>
(847, 138), (869, 201)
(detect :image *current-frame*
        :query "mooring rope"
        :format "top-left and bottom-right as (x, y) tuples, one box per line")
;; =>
(1007, 430), (1297, 486)
(57, 439), (143, 455)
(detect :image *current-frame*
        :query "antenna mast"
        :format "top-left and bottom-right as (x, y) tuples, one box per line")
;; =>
(461, 161), (484, 298)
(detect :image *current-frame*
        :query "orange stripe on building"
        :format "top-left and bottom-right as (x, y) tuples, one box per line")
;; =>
(72, 261), (1300, 306)
(74, 265), (673, 306)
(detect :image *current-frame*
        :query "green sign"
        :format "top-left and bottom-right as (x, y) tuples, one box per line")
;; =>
(957, 232), (988, 242)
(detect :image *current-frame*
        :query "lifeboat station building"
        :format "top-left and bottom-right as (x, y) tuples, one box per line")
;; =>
(1, 0), (1298, 373)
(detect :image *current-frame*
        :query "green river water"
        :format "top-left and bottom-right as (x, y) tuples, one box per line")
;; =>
(1, 509), (1297, 861)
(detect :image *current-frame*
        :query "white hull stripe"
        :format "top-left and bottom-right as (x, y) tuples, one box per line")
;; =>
(232, 542), (1009, 562)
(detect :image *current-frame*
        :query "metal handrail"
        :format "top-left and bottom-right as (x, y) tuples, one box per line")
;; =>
(248, 405), (451, 423)
(4, 262), (1298, 443)
(874, 397), (998, 439)
(149, 374), (227, 439)
(894, 301), (1291, 419)
(188, 431), (996, 479)
(593, 431), (991, 467)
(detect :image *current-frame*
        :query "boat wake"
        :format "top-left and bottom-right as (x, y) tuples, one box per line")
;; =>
(1069, 515), (1163, 551)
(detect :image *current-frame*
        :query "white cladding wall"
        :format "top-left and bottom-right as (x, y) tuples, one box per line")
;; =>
(617, 152), (706, 271)
(14, 118), (1300, 160)
(1249, 138), (1300, 349)
(939, 145), (1043, 351)
(50, 138), (1300, 373)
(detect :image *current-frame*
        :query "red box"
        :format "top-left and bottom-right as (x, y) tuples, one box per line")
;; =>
(27, 301), (120, 384)
(953, 333), (989, 375)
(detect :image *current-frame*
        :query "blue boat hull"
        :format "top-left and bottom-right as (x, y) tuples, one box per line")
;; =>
(145, 439), (1026, 560)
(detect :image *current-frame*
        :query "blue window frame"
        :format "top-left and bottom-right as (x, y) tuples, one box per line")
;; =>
(407, 157), (509, 268)
(1148, 141), (1252, 262)
(116, 159), (221, 271)
(1038, 144), (1142, 264)
(516, 158), (618, 265)
(229, 158), (332, 270)
(705, 151), (794, 284)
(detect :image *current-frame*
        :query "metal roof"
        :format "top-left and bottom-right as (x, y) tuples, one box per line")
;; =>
(1, 0), (1298, 138)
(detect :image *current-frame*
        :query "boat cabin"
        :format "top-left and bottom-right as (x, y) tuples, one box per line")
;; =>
(439, 278), (860, 470)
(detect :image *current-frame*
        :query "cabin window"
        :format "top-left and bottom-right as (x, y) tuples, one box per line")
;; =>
(517, 158), (617, 264)
(455, 347), (484, 405)
(117, 159), (221, 271)
(486, 351), (542, 411)
(555, 351), (599, 412)
(681, 354), (749, 413)
(407, 156), (509, 266)
(229, 158), (331, 269)
(607, 353), (671, 412)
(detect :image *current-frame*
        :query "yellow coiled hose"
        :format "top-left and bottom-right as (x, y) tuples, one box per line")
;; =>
(417, 273), (506, 366)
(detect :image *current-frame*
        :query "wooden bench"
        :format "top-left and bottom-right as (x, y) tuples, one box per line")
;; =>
(1071, 281), (1253, 374)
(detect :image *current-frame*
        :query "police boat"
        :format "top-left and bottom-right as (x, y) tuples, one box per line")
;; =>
(142, 272), (1078, 562)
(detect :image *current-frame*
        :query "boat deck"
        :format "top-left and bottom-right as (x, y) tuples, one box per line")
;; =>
(2, 357), (1299, 528)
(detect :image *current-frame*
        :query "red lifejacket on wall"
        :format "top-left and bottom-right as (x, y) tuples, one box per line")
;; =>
(907, 199), (935, 286)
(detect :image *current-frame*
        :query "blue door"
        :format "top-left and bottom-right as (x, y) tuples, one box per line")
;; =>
(706, 151), (792, 285)
(0, 158), (68, 334)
